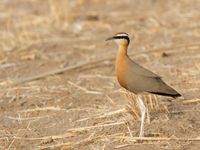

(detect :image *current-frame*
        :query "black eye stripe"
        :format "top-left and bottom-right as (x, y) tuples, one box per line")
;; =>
(114, 36), (130, 43)
(114, 36), (128, 39)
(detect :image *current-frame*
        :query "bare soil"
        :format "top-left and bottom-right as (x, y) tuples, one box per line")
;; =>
(0, 0), (200, 149)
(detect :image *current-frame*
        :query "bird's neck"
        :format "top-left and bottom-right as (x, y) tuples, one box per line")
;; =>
(115, 44), (129, 89)
(115, 44), (129, 70)
(117, 44), (128, 58)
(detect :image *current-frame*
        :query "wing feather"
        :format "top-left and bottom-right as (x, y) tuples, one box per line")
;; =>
(128, 59), (161, 78)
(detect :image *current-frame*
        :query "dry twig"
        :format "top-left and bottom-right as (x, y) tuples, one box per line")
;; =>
(12, 43), (200, 85)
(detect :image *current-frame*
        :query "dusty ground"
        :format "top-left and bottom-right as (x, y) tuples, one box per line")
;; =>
(0, 0), (200, 149)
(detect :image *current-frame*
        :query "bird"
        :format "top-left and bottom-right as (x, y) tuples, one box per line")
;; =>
(106, 32), (181, 137)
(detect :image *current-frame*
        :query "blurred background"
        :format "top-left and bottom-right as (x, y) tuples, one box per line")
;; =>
(0, 0), (200, 149)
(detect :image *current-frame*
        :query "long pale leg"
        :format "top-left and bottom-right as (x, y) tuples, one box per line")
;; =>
(137, 95), (146, 137)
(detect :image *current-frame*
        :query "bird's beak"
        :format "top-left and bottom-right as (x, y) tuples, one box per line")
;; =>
(105, 36), (115, 41)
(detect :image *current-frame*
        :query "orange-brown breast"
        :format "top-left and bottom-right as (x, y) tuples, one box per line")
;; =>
(115, 46), (129, 89)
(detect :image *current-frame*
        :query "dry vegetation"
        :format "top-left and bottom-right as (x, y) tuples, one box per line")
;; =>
(0, 0), (200, 149)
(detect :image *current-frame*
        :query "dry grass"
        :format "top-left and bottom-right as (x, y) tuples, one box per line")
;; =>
(0, 0), (200, 149)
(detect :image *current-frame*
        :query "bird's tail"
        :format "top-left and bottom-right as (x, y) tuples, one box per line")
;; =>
(149, 91), (181, 98)
(149, 78), (181, 98)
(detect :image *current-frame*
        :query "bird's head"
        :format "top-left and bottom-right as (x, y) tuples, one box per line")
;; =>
(106, 32), (130, 46)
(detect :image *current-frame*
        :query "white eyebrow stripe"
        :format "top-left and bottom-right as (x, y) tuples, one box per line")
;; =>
(116, 34), (129, 37)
